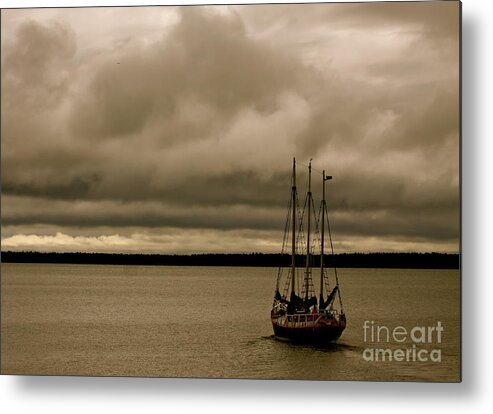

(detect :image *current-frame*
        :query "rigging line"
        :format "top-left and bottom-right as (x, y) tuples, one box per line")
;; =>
(315, 194), (332, 296)
(299, 161), (325, 176)
(279, 198), (290, 253)
(300, 192), (320, 299)
(280, 189), (292, 253)
(281, 176), (304, 299)
(307, 196), (321, 298)
(276, 193), (292, 294)
(298, 160), (323, 174)
(281, 178), (298, 299)
(277, 188), (293, 281)
(309, 197), (324, 297)
(293, 190), (306, 296)
(325, 202), (344, 312)
(297, 195), (308, 296)
(324, 269), (331, 296)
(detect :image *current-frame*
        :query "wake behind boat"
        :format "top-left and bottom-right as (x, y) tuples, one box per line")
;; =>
(271, 158), (346, 344)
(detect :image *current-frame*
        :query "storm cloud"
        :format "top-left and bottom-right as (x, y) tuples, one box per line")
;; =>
(1, 2), (460, 254)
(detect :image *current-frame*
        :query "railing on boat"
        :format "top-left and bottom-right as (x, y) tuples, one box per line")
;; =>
(274, 309), (340, 328)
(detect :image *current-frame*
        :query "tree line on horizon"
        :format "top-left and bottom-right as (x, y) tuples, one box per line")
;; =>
(1, 251), (460, 269)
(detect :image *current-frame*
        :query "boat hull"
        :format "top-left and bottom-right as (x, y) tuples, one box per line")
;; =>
(271, 318), (345, 344)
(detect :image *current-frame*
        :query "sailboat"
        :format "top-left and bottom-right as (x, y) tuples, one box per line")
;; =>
(271, 158), (346, 344)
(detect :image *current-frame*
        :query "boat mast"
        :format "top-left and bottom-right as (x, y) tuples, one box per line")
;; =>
(320, 170), (332, 305)
(304, 159), (312, 300)
(291, 157), (296, 296)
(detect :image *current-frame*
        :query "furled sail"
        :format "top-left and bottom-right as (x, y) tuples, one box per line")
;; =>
(275, 289), (289, 303)
(321, 286), (338, 310)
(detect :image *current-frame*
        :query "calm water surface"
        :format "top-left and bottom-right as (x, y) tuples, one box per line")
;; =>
(1, 264), (460, 381)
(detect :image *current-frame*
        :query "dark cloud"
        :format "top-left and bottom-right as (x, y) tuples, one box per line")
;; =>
(1, 3), (460, 253)
(2, 195), (283, 231)
(1, 193), (458, 246)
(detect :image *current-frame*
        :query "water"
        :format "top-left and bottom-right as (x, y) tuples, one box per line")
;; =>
(1, 264), (460, 381)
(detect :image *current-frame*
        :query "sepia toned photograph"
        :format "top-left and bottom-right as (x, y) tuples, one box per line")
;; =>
(1, 1), (460, 382)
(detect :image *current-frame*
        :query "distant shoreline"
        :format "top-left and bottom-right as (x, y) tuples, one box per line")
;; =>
(1, 251), (460, 269)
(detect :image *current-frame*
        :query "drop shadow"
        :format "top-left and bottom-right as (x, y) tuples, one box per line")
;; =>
(3, 3), (477, 404)
(460, 7), (479, 396)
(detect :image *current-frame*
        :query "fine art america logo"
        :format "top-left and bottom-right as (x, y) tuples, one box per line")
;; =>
(362, 320), (443, 363)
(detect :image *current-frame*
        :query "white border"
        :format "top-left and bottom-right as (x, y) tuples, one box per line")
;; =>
(0, 0), (430, 7)
(1, 0), (492, 413)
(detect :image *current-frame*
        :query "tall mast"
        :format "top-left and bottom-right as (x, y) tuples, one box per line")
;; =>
(320, 170), (332, 305)
(291, 157), (296, 296)
(304, 159), (312, 300)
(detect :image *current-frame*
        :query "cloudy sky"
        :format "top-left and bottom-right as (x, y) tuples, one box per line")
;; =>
(1, 1), (460, 254)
